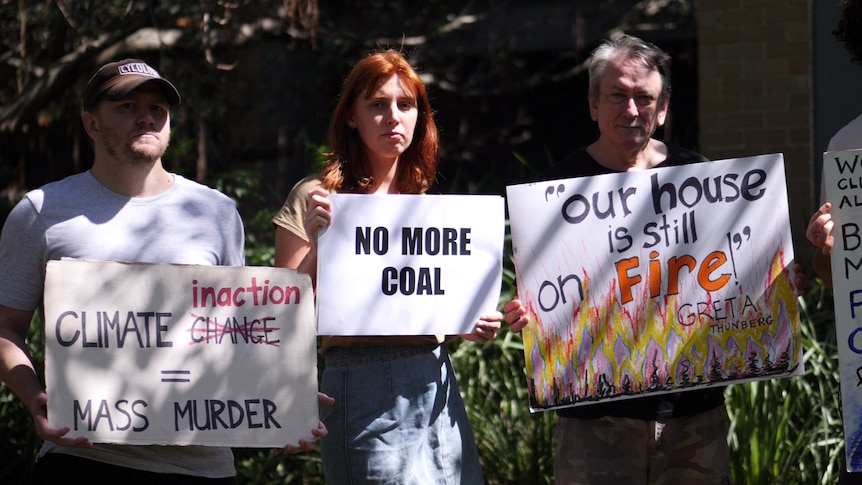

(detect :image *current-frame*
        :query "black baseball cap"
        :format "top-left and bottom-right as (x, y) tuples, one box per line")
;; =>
(82, 59), (181, 111)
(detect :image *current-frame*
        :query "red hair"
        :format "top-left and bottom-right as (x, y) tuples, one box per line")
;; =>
(321, 50), (438, 193)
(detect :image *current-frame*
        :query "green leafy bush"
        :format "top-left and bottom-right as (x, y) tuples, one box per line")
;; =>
(724, 282), (844, 485)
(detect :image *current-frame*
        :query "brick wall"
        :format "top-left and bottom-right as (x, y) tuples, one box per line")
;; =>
(696, 0), (814, 267)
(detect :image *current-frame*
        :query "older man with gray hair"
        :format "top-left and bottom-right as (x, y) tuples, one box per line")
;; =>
(505, 34), (731, 484)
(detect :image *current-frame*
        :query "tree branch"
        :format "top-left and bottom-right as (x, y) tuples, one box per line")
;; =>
(0, 18), (149, 133)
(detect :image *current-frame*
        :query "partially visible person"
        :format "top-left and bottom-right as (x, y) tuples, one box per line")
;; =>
(808, 2), (862, 483)
(504, 34), (731, 484)
(0, 58), (325, 484)
(808, 0), (862, 289)
(272, 49), (499, 485)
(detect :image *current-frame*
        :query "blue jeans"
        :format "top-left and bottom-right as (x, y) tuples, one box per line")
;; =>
(320, 344), (484, 485)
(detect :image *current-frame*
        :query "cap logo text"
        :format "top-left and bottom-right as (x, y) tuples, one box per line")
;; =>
(117, 63), (160, 78)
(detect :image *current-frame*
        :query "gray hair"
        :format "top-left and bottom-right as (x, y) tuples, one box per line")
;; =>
(588, 34), (672, 105)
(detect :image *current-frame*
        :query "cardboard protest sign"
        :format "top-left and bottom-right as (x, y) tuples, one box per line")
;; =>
(316, 194), (504, 335)
(44, 259), (318, 447)
(823, 148), (862, 472)
(506, 154), (802, 412)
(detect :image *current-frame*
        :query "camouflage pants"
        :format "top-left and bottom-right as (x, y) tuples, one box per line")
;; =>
(553, 405), (731, 485)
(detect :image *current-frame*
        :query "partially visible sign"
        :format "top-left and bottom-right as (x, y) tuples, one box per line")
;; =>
(44, 259), (318, 447)
(823, 148), (862, 472)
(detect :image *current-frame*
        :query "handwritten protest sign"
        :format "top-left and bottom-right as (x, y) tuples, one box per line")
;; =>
(44, 259), (318, 447)
(316, 194), (504, 335)
(506, 154), (802, 412)
(823, 148), (862, 472)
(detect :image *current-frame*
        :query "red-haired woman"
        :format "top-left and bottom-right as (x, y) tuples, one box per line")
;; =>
(272, 49), (498, 484)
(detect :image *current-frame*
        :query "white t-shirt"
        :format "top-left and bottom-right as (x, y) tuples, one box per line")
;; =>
(0, 171), (245, 477)
(822, 114), (862, 204)
(828, 114), (862, 152)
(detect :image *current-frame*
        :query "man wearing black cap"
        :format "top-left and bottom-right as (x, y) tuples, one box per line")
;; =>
(0, 59), (324, 482)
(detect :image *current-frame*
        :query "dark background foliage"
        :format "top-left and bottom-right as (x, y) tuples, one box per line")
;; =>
(0, 0), (699, 207)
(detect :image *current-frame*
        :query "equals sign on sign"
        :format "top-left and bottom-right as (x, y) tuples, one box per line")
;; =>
(161, 370), (191, 383)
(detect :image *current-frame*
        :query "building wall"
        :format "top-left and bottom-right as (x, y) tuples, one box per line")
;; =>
(696, 0), (814, 267)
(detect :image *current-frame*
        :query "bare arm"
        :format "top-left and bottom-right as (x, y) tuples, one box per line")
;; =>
(812, 250), (833, 288)
(0, 304), (91, 447)
(274, 226), (315, 276)
(273, 187), (334, 452)
(272, 234), (334, 451)
(0, 305), (40, 412)
(274, 188), (332, 283)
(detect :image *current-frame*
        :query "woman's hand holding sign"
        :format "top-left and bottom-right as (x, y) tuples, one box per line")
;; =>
(273, 392), (334, 455)
(461, 312), (502, 343)
(278, 187), (332, 284)
(303, 188), (332, 248)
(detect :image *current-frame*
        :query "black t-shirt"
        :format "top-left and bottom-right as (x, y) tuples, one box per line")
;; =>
(540, 143), (708, 180)
(538, 143), (725, 421)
